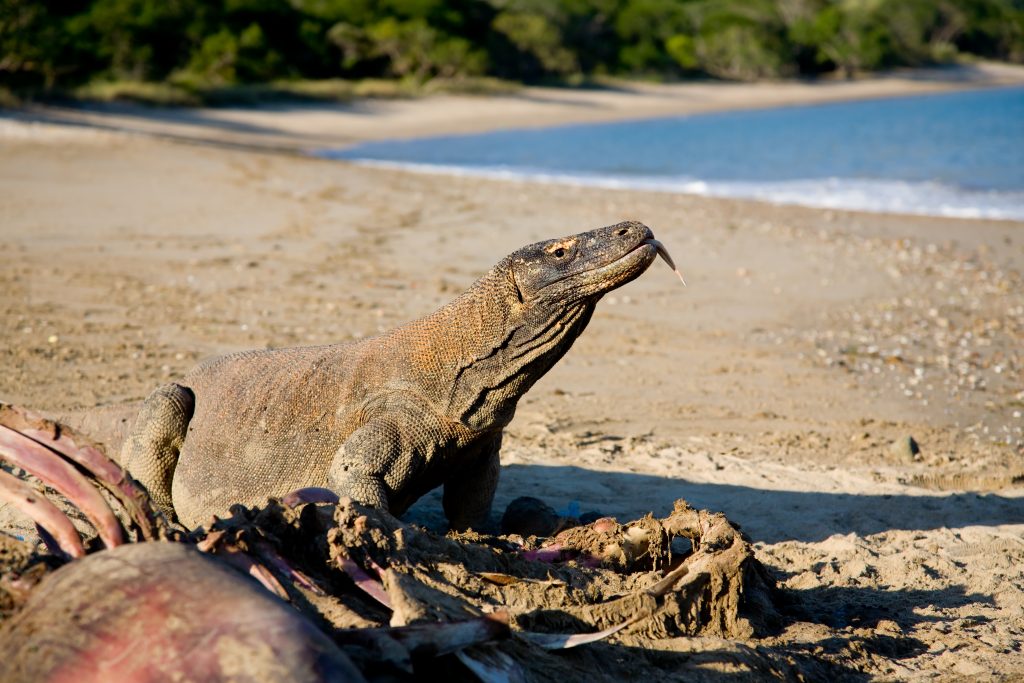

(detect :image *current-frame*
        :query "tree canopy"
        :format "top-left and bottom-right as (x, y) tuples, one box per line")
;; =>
(2, 0), (1023, 96)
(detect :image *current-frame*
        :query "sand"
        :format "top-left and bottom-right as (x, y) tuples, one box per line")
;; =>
(2, 64), (1024, 679)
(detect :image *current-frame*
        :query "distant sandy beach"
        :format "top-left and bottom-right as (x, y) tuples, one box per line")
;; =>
(2, 64), (1024, 678)
(7, 61), (1024, 151)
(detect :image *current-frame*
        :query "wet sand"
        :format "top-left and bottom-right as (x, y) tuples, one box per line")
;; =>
(2, 65), (1024, 678)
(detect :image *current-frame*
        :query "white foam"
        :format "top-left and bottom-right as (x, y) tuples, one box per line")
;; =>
(335, 158), (1024, 222)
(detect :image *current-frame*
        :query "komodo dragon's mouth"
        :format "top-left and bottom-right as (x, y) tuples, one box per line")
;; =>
(534, 235), (684, 298)
(576, 237), (684, 285)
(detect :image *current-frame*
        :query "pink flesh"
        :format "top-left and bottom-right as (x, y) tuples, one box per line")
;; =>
(0, 425), (124, 549)
(0, 468), (85, 559)
(590, 518), (618, 533)
(519, 543), (604, 567)
(519, 545), (565, 563)
(7, 543), (364, 683)
(0, 403), (160, 540)
(282, 486), (340, 508)
(214, 548), (290, 600)
(365, 555), (388, 577)
(337, 556), (393, 609)
(252, 539), (326, 596)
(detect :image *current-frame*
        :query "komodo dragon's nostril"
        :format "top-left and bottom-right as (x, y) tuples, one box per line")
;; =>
(617, 228), (628, 236)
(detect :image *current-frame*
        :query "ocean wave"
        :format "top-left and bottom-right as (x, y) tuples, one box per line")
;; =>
(327, 158), (1024, 221)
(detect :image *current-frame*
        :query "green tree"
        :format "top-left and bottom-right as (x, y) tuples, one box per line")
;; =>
(790, 0), (891, 76)
(4, 0), (1024, 95)
(665, 33), (699, 70)
(953, 0), (1024, 62)
(614, 0), (695, 73)
(492, 10), (578, 76)
(0, 1), (70, 87)
(181, 22), (282, 84)
(690, 0), (795, 79)
(76, 0), (205, 80)
(346, 17), (487, 79)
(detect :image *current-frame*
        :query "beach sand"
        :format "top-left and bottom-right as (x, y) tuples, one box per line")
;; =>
(2, 65), (1024, 678)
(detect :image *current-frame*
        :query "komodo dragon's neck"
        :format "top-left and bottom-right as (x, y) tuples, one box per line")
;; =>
(372, 258), (596, 431)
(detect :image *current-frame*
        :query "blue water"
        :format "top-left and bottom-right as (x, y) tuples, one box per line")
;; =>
(320, 86), (1024, 220)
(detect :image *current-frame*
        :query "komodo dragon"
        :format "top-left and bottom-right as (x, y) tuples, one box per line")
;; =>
(121, 221), (680, 530)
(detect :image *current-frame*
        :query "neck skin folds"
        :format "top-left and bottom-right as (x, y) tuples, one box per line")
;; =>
(380, 264), (597, 431)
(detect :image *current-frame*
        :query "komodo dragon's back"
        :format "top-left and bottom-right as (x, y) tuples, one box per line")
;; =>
(122, 221), (677, 530)
(176, 346), (357, 522)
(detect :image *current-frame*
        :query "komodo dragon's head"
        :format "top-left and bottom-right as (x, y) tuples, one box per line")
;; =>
(441, 220), (680, 428)
(507, 220), (680, 306)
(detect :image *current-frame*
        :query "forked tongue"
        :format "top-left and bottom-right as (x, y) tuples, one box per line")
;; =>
(645, 239), (686, 286)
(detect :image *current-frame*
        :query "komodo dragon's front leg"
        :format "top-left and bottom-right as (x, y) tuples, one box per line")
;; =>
(443, 434), (501, 532)
(120, 383), (194, 518)
(327, 393), (499, 530)
(327, 420), (399, 511)
(328, 425), (500, 531)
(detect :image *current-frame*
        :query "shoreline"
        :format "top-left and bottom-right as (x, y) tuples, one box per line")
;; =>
(4, 62), (1024, 153)
(327, 158), (1024, 224)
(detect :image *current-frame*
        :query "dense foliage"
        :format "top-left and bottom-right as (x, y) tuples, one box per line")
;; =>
(2, 0), (1023, 94)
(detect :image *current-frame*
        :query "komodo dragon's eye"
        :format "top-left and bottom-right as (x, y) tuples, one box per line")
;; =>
(553, 248), (565, 258)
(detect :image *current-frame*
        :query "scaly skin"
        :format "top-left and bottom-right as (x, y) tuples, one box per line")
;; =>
(122, 221), (664, 530)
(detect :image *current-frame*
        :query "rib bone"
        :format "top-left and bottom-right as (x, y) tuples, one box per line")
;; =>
(0, 403), (161, 540)
(0, 468), (85, 559)
(0, 425), (125, 550)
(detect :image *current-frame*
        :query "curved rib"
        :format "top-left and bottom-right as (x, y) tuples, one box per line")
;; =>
(0, 425), (125, 549)
(0, 468), (85, 559)
(0, 403), (160, 541)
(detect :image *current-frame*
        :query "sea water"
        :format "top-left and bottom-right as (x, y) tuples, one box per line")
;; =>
(319, 86), (1024, 221)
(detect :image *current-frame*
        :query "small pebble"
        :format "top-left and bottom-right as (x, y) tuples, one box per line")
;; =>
(889, 435), (920, 463)
(501, 496), (560, 537)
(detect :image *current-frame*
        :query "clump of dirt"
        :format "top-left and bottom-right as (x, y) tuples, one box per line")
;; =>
(328, 498), (780, 637)
(313, 498), (783, 677)
(170, 494), (790, 679)
(0, 532), (59, 620)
